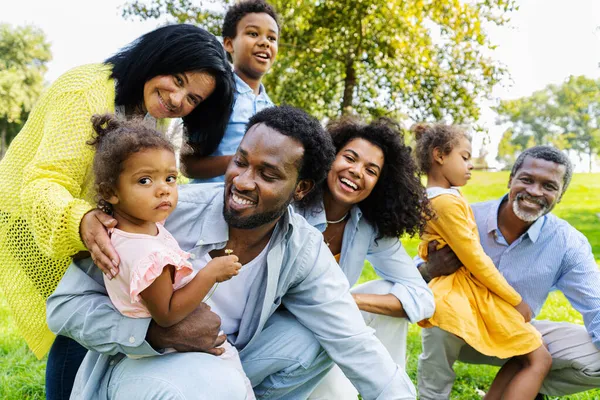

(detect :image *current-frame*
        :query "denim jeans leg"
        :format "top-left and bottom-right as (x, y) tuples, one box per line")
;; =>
(240, 309), (334, 400)
(46, 335), (88, 400)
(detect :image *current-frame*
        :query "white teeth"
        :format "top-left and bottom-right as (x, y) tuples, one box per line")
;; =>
(232, 193), (255, 206)
(341, 178), (358, 190)
(255, 53), (269, 59)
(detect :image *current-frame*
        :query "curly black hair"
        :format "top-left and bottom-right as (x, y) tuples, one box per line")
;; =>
(246, 105), (335, 207)
(88, 114), (175, 214)
(324, 117), (433, 239)
(222, 0), (279, 39)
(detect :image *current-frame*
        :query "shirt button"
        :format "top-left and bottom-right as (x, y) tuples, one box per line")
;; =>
(109, 360), (115, 366)
(189, 253), (196, 260)
(128, 336), (135, 344)
(198, 239), (204, 245)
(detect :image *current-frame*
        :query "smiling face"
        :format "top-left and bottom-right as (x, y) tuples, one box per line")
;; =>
(438, 136), (473, 187)
(223, 123), (312, 229)
(224, 12), (279, 81)
(142, 71), (216, 119)
(107, 148), (178, 232)
(508, 156), (565, 222)
(326, 138), (385, 207)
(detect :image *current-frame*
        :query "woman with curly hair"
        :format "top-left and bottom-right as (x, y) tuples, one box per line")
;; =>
(295, 117), (435, 399)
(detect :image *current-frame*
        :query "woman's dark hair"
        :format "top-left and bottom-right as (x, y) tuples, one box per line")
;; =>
(412, 123), (470, 173)
(105, 24), (234, 156)
(247, 105), (335, 208)
(324, 117), (433, 239)
(88, 114), (175, 214)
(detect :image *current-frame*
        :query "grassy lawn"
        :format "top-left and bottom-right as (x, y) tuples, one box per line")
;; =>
(1, 171), (599, 399)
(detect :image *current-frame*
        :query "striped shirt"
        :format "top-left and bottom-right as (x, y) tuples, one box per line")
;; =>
(471, 196), (600, 347)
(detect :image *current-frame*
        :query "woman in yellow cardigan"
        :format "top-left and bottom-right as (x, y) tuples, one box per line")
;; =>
(0, 24), (234, 399)
(414, 124), (552, 400)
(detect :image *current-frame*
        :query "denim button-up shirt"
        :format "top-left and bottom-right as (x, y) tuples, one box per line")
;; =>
(295, 202), (434, 323)
(192, 74), (273, 184)
(47, 184), (416, 399)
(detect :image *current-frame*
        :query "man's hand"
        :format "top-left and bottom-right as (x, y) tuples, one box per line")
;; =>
(80, 209), (119, 278)
(146, 303), (226, 355)
(419, 240), (462, 282)
(514, 300), (532, 323)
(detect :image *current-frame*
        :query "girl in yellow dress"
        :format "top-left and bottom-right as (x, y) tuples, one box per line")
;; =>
(414, 124), (551, 400)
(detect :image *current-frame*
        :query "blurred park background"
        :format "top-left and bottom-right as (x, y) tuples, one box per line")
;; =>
(1, 0), (600, 398)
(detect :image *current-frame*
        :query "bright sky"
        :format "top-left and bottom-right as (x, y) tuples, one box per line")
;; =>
(4, 0), (600, 170)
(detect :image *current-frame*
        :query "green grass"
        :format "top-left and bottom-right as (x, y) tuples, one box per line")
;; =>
(1, 171), (599, 399)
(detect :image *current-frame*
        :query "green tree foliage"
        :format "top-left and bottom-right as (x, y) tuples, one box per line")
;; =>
(0, 24), (51, 157)
(122, 0), (516, 122)
(495, 76), (600, 171)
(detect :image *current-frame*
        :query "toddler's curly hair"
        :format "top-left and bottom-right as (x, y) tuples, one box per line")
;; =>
(88, 114), (175, 213)
(412, 123), (470, 173)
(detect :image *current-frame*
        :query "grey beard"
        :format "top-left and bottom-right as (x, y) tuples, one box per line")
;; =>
(512, 194), (549, 222)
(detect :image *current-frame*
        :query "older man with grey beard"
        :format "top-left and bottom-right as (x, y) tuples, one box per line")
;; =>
(417, 146), (600, 399)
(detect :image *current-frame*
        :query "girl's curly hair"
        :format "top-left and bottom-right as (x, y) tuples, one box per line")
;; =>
(412, 123), (470, 173)
(88, 114), (175, 214)
(325, 117), (433, 239)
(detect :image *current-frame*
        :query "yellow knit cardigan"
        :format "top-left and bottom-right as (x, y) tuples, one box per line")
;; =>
(0, 63), (167, 358)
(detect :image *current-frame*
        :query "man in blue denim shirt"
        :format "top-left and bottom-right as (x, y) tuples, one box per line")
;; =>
(417, 146), (600, 399)
(47, 106), (417, 399)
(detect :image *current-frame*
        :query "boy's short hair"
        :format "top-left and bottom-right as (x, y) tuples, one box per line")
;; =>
(222, 0), (280, 39)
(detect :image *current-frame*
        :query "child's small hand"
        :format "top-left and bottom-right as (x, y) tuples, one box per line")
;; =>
(207, 255), (242, 283)
(514, 300), (532, 322)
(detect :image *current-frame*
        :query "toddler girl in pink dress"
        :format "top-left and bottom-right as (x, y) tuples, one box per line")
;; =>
(88, 114), (255, 398)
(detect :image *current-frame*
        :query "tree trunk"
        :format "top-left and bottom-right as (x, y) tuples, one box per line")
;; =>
(341, 57), (356, 115)
(589, 144), (593, 173)
(0, 121), (6, 160)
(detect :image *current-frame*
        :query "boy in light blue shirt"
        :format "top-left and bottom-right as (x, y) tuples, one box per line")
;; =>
(182, 0), (278, 182)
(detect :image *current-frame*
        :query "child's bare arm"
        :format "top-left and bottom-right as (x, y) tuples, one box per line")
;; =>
(140, 255), (242, 327)
(179, 143), (233, 179)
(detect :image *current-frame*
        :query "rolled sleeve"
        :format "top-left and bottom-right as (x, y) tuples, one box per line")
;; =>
(367, 237), (435, 322)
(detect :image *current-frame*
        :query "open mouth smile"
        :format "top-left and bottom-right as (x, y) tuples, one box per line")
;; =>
(157, 91), (176, 113)
(253, 52), (271, 62)
(339, 177), (359, 192)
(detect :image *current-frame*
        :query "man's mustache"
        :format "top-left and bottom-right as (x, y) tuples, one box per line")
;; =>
(516, 192), (548, 208)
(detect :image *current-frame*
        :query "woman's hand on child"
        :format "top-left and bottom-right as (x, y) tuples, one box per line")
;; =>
(80, 209), (120, 279)
(514, 300), (533, 322)
(146, 303), (227, 354)
(209, 255), (242, 283)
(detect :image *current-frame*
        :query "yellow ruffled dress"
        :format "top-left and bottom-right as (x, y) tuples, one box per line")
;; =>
(417, 188), (542, 358)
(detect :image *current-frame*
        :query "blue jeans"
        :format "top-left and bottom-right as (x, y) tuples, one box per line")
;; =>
(46, 335), (88, 400)
(104, 310), (333, 399)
